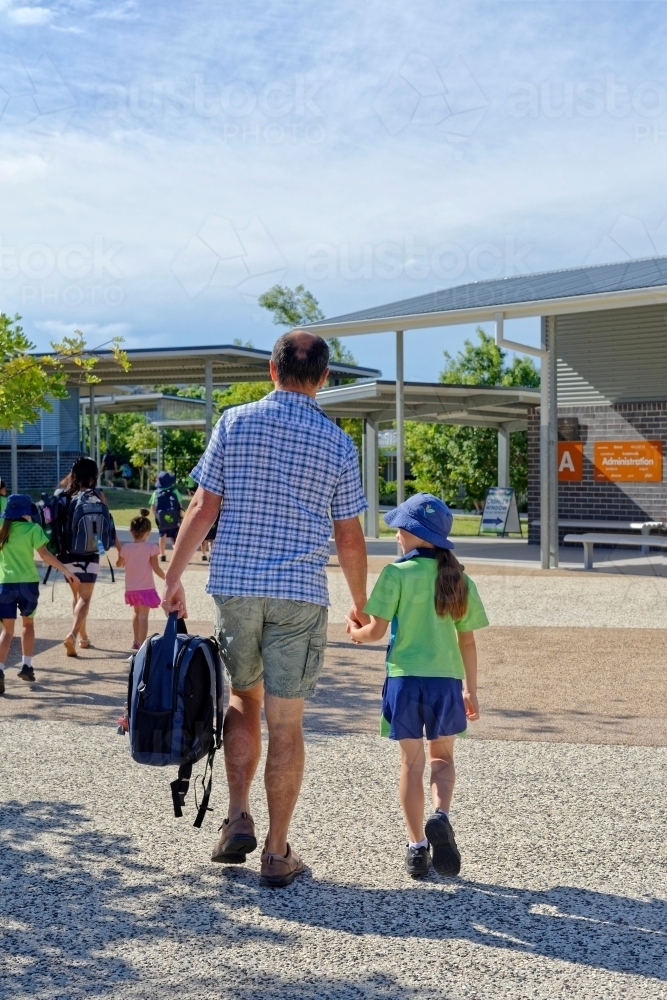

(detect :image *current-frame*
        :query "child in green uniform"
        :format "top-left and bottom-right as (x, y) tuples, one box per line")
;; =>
(0, 495), (76, 695)
(347, 493), (488, 879)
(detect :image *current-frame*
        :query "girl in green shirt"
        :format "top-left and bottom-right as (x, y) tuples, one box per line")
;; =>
(347, 493), (488, 880)
(0, 494), (76, 694)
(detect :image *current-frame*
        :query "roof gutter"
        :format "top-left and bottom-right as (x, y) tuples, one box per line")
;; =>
(306, 284), (667, 337)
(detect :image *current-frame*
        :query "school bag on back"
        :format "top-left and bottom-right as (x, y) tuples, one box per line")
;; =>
(67, 489), (116, 555)
(154, 487), (180, 532)
(35, 489), (69, 556)
(123, 612), (224, 826)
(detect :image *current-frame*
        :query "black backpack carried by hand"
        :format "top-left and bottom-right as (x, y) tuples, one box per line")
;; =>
(121, 612), (225, 827)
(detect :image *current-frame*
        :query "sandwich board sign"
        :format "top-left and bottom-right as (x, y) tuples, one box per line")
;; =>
(479, 487), (522, 536)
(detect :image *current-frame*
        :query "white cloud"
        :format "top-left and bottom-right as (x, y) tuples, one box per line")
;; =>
(8, 6), (53, 25)
(3, 0), (667, 381)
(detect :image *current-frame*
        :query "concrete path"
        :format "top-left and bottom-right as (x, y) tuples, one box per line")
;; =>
(1, 723), (665, 999)
(2, 558), (667, 997)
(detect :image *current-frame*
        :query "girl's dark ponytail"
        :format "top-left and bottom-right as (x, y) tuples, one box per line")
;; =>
(434, 548), (468, 619)
(0, 521), (11, 551)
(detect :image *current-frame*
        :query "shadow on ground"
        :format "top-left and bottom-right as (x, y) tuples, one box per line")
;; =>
(1, 800), (665, 999)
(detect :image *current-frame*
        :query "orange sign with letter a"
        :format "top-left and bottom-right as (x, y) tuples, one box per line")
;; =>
(593, 440), (663, 482)
(558, 442), (583, 481)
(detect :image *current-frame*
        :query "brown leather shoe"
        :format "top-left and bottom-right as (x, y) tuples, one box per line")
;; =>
(211, 812), (257, 864)
(259, 844), (305, 888)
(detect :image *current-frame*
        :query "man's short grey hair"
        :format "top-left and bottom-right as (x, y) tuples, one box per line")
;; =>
(271, 330), (330, 386)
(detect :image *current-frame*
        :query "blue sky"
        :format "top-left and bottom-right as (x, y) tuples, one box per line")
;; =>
(1, 0), (667, 379)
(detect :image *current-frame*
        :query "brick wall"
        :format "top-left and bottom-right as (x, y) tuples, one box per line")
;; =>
(0, 451), (84, 493)
(527, 403), (667, 544)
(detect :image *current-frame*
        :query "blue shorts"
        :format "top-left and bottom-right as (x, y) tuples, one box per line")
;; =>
(381, 675), (467, 741)
(0, 582), (40, 620)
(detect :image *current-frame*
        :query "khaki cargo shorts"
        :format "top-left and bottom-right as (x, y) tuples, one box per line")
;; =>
(212, 595), (328, 699)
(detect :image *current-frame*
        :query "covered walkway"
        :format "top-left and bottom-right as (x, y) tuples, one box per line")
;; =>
(317, 380), (539, 536)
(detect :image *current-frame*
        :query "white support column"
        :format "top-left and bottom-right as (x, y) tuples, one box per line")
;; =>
(396, 331), (405, 506)
(89, 384), (96, 460)
(363, 417), (379, 538)
(10, 427), (18, 493)
(540, 318), (550, 570)
(497, 425), (510, 488)
(548, 316), (558, 568)
(156, 427), (163, 473)
(205, 358), (213, 444)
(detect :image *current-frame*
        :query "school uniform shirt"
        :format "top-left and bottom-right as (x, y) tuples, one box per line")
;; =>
(364, 550), (489, 679)
(0, 522), (49, 584)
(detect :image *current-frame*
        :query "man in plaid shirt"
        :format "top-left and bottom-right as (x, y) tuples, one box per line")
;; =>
(162, 331), (369, 887)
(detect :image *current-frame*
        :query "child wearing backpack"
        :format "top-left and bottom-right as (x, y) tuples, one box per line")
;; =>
(346, 493), (488, 880)
(0, 494), (76, 694)
(116, 509), (166, 650)
(149, 471), (184, 563)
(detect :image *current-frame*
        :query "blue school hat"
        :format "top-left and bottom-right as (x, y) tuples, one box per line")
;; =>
(157, 471), (176, 488)
(383, 492), (455, 550)
(0, 494), (33, 520)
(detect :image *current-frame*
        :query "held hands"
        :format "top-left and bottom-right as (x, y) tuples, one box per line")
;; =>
(345, 614), (364, 644)
(463, 688), (480, 721)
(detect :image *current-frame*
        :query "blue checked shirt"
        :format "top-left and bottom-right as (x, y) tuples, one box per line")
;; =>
(191, 389), (368, 606)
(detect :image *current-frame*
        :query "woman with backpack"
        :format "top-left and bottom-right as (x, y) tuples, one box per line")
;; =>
(57, 457), (118, 657)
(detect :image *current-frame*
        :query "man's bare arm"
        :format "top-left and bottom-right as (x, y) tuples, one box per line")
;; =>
(162, 486), (221, 616)
(333, 515), (369, 625)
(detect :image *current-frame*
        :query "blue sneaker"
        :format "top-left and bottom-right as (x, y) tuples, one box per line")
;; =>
(17, 665), (35, 683)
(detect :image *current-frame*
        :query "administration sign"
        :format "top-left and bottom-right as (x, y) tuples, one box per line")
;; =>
(593, 440), (662, 482)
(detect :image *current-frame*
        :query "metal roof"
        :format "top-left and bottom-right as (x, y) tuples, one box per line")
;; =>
(307, 257), (667, 336)
(316, 380), (540, 429)
(61, 343), (381, 389)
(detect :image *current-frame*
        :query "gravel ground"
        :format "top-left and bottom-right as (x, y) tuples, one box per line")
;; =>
(1, 721), (666, 1000)
(33, 564), (667, 629)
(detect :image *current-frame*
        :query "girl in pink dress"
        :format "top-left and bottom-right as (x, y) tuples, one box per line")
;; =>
(116, 509), (166, 650)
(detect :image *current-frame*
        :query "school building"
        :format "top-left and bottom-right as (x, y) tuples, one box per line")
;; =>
(309, 256), (667, 568)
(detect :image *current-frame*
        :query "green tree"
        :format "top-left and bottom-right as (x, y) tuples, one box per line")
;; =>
(126, 419), (158, 491)
(258, 284), (324, 326)
(405, 328), (539, 508)
(0, 313), (128, 431)
(163, 428), (206, 483)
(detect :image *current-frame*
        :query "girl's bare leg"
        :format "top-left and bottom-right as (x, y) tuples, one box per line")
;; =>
(0, 619), (16, 664)
(20, 617), (35, 657)
(65, 580), (95, 654)
(398, 738), (427, 843)
(428, 735), (456, 814)
(133, 606), (150, 646)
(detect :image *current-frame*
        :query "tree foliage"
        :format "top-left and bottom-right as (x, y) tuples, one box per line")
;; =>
(0, 313), (128, 431)
(405, 329), (539, 508)
(258, 284), (325, 327)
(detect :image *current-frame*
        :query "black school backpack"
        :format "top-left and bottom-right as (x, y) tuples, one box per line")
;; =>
(67, 489), (116, 555)
(123, 613), (224, 826)
(154, 487), (180, 532)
